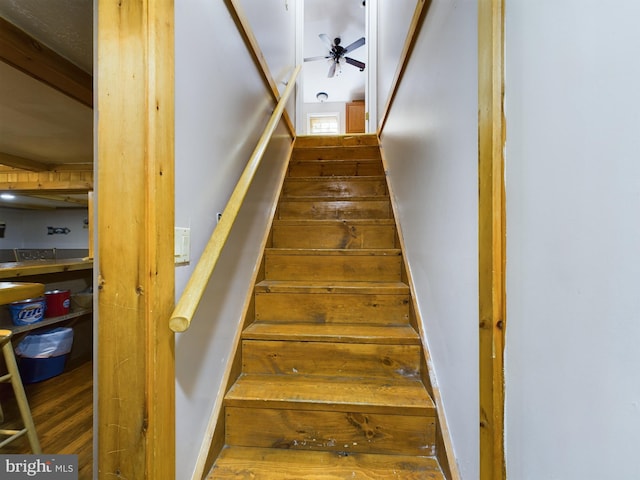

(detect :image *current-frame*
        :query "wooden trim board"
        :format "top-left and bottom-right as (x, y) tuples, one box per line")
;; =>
(96, 0), (175, 477)
(478, 0), (506, 479)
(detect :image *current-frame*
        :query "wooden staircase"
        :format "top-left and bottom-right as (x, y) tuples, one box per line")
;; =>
(208, 135), (446, 479)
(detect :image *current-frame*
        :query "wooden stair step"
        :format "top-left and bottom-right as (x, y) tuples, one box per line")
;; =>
(264, 248), (402, 282)
(226, 374), (434, 414)
(291, 145), (381, 161)
(225, 407), (435, 456)
(272, 218), (396, 249)
(242, 339), (421, 379)
(277, 198), (392, 219)
(254, 281), (410, 324)
(209, 446), (444, 479)
(288, 159), (384, 177)
(294, 134), (380, 148)
(243, 322), (420, 344)
(282, 176), (388, 198)
(255, 280), (409, 294)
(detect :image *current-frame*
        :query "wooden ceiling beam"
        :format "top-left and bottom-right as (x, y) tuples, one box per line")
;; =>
(0, 17), (93, 108)
(0, 169), (93, 193)
(26, 194), (89, 206)
(0, 151), (51, 171)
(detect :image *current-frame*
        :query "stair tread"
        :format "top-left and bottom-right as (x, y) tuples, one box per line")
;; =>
(255, 280), (409, 294)
(273, 218), (395, 225)
(265, 248), (401, 256)
(285, 175), (386, 181)
(280, 195), (390, 200)
(294, 134), (380, 148)
(210, 446), (444, 479)
(226, 374), (435, 415)
(243, 322), (420, 344)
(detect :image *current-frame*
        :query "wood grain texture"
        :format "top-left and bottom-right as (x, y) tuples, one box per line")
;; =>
(242, 339), (421, 379)
(292, 145), (381, 161)
(272, 219), (397, 249)
(277, 199), (392, 220)
(96, 0), (175, 477)
(243, 323), (419, 344)
(0, 17), (93, 108)
(210, 446), (444, 479)
(208, 135), (443, 477)
(226, 407), (435, 456)
(283, 176), (388, 198)
(226, 374), (434, 414)
(294, 134), (380, 148)
(0, 361), (92, 479)
(288, 159), (384, 177)
(264, 248), (402, 282)
(478, 0), (506, 479)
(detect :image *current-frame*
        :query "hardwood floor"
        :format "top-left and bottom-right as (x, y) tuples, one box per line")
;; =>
(0, 360), (93, 479)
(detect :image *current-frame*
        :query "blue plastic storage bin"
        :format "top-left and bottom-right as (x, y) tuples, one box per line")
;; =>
(15, 327), (74, 383)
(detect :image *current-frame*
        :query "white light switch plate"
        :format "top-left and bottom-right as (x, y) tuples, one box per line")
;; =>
(174, 227), (190, 264)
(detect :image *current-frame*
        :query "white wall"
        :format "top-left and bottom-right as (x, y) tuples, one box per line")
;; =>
(0, 207), (88, 249)
(376, 0), (416, 128)
(301, 101), (345, 134)
(505, 1), (640, 479)
(379, 1), (478, 478)
(174, 1), (293, 478)
(240, 0), (296, 91)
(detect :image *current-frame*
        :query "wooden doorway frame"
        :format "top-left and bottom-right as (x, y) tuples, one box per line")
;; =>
(96, 1), (175, 477)
(478, 0), (506, 479)
(92, 0), (505, 477)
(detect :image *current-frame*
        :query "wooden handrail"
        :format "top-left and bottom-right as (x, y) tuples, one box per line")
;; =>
(169, 65), (300, 333)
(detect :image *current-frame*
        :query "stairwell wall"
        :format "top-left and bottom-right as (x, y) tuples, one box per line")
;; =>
(174, 1), (294, 479)
(504, 1), (640, 478)
(379, 1), (479, 478)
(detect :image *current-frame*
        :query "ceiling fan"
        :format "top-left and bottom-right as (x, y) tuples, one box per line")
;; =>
(304, 34), (366, 78)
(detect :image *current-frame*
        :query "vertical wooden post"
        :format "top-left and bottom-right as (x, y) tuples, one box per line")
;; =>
(97, 1), (175, 478)
(478, 0), (506, 479)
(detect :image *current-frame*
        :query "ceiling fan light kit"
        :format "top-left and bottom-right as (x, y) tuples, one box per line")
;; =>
(304, 33), (366, 78)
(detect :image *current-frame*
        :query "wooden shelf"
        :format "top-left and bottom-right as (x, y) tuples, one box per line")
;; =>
(0, 258), (92, 280)
(1, 308), (92, 335)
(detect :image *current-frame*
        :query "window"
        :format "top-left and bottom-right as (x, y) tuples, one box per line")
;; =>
(308, 113), (339, 135)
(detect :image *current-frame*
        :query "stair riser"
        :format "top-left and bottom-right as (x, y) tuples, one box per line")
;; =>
(211, 447), (444, 480)
(282, 178), (387, 199)
(242, 340), (421, 379)
(255, 292), (410, 325)
(225, 407), (436, 456)
(277, 200), (392, 220)
(271, 223), (396, 249)
(291, 145), (381, 161)
(264, 253), (402, 282)
(288, 161), (384, 177)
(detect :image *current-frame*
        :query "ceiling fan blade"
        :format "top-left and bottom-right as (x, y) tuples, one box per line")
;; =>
(343, 37), (366, 53)
(345, 57), (366, 71)
(304, 55), (330, 62)
(319, 33), (333, 49)
(328, 61), (337, 78)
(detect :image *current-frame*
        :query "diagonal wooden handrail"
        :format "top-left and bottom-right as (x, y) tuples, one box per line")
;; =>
(169, 66), (300, 333)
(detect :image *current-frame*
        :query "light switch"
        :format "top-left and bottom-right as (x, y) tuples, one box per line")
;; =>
(174, 227), (190, 264)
